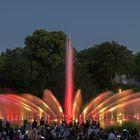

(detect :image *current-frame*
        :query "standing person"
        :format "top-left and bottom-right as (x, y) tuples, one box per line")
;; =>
(35, 131), (41, 140)
(5, 121), (10, 130)
(0, 119), (3, 131)
(27, 127), (33, 140)
(14, 131), (22, 140)
(22, 134), (29, 140)
(40, 118), (45, 127)
(108, 131), (117, 140)
(32, 119), (38, 129)
(9, 127), (15, 140)
(54, 133), (61, 140)
(63, 127), (70, 139)
(46, 129), (54, 140)
(77, 133), (83, 140)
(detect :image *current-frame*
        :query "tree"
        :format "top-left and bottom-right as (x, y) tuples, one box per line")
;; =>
(23, 29), (67, 99)
(77, 41), (135, 89)
(0, 30), (136, 103)
(134, 52), (140, 81)
(0, 47), (28, 89)
(0, 29), (67, 101)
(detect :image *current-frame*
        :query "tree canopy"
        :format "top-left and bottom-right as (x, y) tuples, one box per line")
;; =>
(77, 41), (135, 89)
(0, 29), (139, 103)
(134, 52), (140, 80)
(0, 30), (66, 101)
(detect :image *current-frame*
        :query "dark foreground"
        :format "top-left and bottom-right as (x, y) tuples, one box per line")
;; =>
(0, 119), (139, 140)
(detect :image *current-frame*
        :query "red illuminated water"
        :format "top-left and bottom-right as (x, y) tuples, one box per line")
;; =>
(1, 90), (140, 127)
(65, 38), (74, 123)
(0, 38), (140, 127)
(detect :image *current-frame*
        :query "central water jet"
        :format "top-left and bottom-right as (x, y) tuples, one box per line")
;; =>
(65, 37), (74, 123)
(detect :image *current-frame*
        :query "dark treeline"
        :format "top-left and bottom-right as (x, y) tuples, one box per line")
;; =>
(0, 29), (140, 103)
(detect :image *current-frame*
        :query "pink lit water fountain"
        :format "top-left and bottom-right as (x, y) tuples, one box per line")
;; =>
(0, 38), (140, 127)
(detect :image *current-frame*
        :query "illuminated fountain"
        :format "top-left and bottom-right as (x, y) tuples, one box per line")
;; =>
(0, 37), (76, 124)
(80, 89), (140, 127)
(0, 38), (140, 127)
(65, 38), (74, 123)
(1, 89), (140, 126)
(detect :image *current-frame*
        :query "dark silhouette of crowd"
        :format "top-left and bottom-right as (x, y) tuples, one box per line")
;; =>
(0, 118), (139, 140)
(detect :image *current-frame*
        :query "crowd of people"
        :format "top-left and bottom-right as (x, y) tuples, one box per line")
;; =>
(0, 118), (139, 140)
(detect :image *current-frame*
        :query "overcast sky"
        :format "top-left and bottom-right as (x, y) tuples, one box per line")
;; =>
(0, 0), (140, 52)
